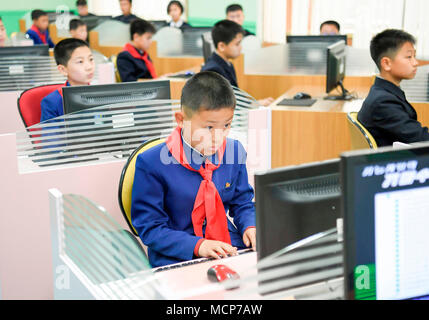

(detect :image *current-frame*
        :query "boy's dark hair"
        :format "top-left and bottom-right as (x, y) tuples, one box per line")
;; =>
(76, 0), (87, 6)
(69, 19), (86, 31)
(370, 29), (416, 70)
(181, 71), (236, 116)
(167, 1), (184, 14)
(226, 4), (243, 14)
(120, 0), (132, 3)
(211, 19), (244, 48)
(54, 38), (89, 66)
(320, 20), (340, 32)
(130, 18), (156, 40)
(31, 10), (48, 21)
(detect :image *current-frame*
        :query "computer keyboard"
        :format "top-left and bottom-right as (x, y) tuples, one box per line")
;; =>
(152, 248), (253, 273)
(277, 98), (317, 107)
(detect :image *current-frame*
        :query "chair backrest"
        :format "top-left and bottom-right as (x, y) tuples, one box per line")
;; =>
(110, 55), (122, 83)
(347, 112), (378, 150)
(17, 83), (65, 127)
(118, 138), (165, 236)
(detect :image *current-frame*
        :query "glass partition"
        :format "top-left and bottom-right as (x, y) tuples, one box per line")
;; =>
(401, 64), (429, 102)
(93, 20), (130, 47)
(54, 191), (166, 299)
(16, 88), (255, 173)
(0, 54), (107, 92)
(244, 43), (377, 76)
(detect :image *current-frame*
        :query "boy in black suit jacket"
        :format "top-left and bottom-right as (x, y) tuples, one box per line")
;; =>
(201, 20), (273, 106)
(358, 29), (429, 147)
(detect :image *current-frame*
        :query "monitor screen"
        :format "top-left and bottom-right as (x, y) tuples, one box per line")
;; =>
(255, 159), (342, 261)
(201, 32), (215, 63)
(150, 20), (167, 32)
(181, 27), (213, 56)
(62, 80), (171, 115)
(287, 35), (347, 44)
(0, 45), (49, 58)
(342, 143), (429, 300)
(80, 15), (112, 31)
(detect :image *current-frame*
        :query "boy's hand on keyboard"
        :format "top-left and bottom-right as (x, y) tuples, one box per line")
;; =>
(198, 240), (238, 260)
(243, 228), (256, 251)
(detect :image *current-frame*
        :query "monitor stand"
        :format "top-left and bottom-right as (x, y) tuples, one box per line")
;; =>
(324, 81), (354, 101)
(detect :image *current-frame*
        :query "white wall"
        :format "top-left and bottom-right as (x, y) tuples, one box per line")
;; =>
(88, 0), (184, 21)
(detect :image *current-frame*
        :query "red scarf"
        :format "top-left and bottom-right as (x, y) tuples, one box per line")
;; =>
(166, 127), (231, 244)
(123, 43), (157, 79)
(57, 81), (69, 97)
(30, 25), (47, 44)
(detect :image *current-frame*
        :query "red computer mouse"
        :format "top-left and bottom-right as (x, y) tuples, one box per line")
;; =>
(207, 264), (240, 284)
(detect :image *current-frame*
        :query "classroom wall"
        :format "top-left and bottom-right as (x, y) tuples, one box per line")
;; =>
(0, 0), (76, 36)
(187, 0), (258, 34)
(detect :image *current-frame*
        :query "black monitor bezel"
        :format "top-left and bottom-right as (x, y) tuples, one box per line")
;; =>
(62, 80), (171, 115)
(0, 45), (49, 57)
(341, 142), (429, 300)
(326, 40), (346, 94)
(286, 34), (347, 44)
(255, 158), (341, 262)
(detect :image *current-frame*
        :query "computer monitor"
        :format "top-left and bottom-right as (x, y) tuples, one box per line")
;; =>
(181, 27), (213, 56)
(342, 143), (429, 300)
(80, 15), (112, 31)
(0, 45), (49, 57)
(201, 32), (215, 63)
(255, 159), (342, 262)
(286, 35), (347, 44)
(62, 80), (171, 115)
(150, 20), (167, 32)
(325, 40), (353, 100)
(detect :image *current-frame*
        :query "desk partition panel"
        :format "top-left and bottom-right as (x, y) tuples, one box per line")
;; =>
(244, 44), (376, 76)
(92, 20), (129, 47)
(401, 64), (429, 102)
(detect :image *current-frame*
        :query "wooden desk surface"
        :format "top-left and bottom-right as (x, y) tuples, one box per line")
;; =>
(269, 85), (368, 168)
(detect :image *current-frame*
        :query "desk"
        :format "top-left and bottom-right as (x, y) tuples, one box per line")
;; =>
(269, 85), (369, 168)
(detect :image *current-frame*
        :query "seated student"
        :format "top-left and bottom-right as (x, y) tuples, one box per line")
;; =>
(69, 19), (88, 42)
(166, 1), (191, 31)
(117, 19), (157, 82)
(40, 38), (95, 122)
(0, 17), (8, 47)
(26, 10), (55, 48)
(76, 0), (95, 17)
(226, 4), (254, 37)
(131, 71), (256, 267)
(320, 20), (340, 35)
(201, 20), (273, 106)
(114, 0), (138, 24)
(358, 29), (429, 147)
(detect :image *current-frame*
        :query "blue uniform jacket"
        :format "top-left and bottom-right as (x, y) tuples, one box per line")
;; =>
(40, 82), (69, 123)
(131, 137), (256, 267)
(117, 50), (154, 82)
(26, 28), (55, 48)
(201, 52), (238, 87)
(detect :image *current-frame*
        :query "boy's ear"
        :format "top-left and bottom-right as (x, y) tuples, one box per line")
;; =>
(217, 41), (226, 53)
(174, 110), (185, 128)
(380, 56), (392, 72)
(57, 64), (68, 77)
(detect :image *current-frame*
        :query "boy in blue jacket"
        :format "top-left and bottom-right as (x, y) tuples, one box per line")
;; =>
(40, 38), (95, 122)
(131, 71), (256, 267)
(26, 10), (55, 48)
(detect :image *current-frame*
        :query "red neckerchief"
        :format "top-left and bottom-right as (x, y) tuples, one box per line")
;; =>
(123, 43), (157, 79)
(30, 25), (47, 44)
(57, 81), (70, 97)
(166, 127), (231, 244)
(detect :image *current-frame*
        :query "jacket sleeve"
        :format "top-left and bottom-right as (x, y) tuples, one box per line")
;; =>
(131, 153), (203, 261)
(227, 140), (256, 236)
(40, 94), (60, 123)
(372, 98), (429, 143)
(117, 53), (137, 82)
